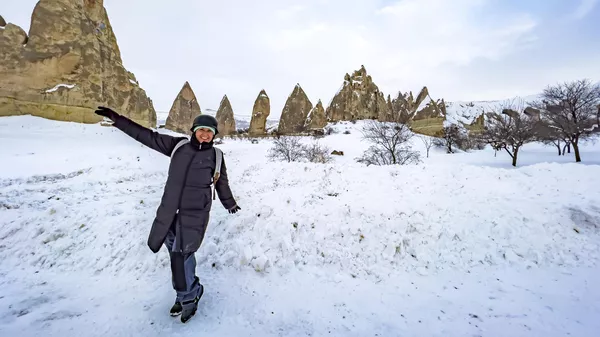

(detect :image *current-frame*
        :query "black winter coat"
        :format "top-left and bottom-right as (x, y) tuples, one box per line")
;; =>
(112, 115), (237, 254)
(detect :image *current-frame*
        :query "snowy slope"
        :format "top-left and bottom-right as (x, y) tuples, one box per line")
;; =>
(444, 94), (541, 126)
(1, 116), (599, 336)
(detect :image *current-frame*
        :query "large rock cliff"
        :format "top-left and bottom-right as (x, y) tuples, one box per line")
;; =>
(0, 0), (156, 127)
(305, 99), (327, 130)
(248, 89), (270, 136)
(215, 95), (236, 136)
(325, 65), (389, 122)
(278, 84), (313, 134)
(165, 81), (201, 134)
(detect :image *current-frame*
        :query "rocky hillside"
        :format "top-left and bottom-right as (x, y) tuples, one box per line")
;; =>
(326, 65), (389, 122)
(0, 0), (156, 127)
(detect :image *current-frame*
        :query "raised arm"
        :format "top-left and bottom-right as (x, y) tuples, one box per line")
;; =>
(95, 106), (184, 157)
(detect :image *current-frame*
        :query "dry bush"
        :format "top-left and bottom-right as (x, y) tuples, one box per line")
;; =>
(302, 141), (333, 163)
(267, 136), (303, 162)
(356, 120), (421, 166)
(433, 124), (468, 154)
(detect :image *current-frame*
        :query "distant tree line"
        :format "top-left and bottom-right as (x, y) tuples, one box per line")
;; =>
(266, 79), (599, 167)
(429, 79), (599, 167)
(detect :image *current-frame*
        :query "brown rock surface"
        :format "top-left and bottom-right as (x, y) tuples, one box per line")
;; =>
(524, 106), (541, 120)
(0, 0), (156, 127)
(278, 84), (313, 134)
(215, 95), (236, 136)
(394, 87), (448, 136)
(0, 15), (6, 27)
(249, 89), (270, 136)
(165, 81), (201, 134)
(388, 86), (433, 122)
(306, 99), (327, 130)
(326, 65), (389, 122)
(502, 109), (519, 119)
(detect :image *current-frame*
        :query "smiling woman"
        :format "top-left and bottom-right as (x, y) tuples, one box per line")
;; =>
(191, 115), (219, 143)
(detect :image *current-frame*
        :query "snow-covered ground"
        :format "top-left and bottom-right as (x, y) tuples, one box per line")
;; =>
(1, 115), (599, 336)
(444, 94), (541, 126)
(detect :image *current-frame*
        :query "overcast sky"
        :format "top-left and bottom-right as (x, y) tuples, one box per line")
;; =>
(3, 0), (599, 119)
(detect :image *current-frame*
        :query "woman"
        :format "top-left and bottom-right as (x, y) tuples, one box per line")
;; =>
(94, 106), (241, 323)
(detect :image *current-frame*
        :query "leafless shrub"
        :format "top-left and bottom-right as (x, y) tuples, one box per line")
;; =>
(357, 146), (421, 166)
(433, 124), (467, 154)
(356, 120), (421, 165)
(302, 141), (333, 163)
(325, 126), (337, 135)
(267, 136), (303, 162)
(267, 137), (333, 164)
(417, 134), (434, 158)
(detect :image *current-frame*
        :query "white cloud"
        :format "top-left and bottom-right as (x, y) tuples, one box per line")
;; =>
(3, 0), (596, 121)
(255, 0), (538, 111)
(570, 0), (599, 19)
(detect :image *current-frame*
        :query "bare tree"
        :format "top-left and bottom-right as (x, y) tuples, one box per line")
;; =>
(417, 134), (434, 158)
(480, 105), (539, 167)
(536, 79), (600, 162)
(267, 136), (304, 162)
(433, 124), (466, 154)
(356, 120), (420, 165)
(536, 123), (572, 156)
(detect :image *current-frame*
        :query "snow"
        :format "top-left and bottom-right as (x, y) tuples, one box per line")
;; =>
(444, 94), (541, 126)
(1, 116), (599, 336)
(44, 83), (76, 93)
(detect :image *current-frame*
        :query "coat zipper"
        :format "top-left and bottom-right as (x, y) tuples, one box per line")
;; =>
(175, 152), (197, 253)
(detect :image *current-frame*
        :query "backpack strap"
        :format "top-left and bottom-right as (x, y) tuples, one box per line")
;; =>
(212, 147), (223, 200)
(171, 139), (190, 157)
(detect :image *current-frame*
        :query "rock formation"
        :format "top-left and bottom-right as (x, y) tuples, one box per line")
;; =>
(248, 89), (270, 136)
(165, 81), (201, 134)
(384, 86), (449, 136)
(215, 95), (236, 136)
(524, 106), (541, 120)
(0, 15), (6, 27)
(501, 109), (519, 119)
(468, 113), (485, 132)
(386, 86), (433, 122)
(0, 0), (156, 127)
(305, 99), (327, 130)
(325, 65), (389, 122)
(278, 84), (313, 134)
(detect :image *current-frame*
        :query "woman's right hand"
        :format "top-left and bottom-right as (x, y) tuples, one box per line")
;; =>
(94, 106), (119, 121)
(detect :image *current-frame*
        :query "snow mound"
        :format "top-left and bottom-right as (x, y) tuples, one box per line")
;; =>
(1, 116), (599, 283)
(445, 94), (541, 126)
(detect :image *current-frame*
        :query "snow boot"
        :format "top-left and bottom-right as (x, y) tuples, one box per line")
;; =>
(169, 301), (182, 316)
(180, 282), (204, 323)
